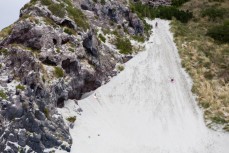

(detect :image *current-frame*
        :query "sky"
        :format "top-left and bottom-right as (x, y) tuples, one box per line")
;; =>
(0, 0), (30, 30)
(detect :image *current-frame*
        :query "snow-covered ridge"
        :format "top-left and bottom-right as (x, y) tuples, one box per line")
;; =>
(59, 19), (229, 153)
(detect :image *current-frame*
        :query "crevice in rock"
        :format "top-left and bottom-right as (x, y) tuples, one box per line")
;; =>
(53, 39), (57, 45)
(61, 59), (79, 74)
(40, 57), (57, 66)
(61, 38), (70, 45)
(60, 19), (75, 29)
(30, 83), (36, 90)
(57, 97), (65, 108)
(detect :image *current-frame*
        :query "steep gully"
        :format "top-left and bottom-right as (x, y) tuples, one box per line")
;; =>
(59, 19), (229, 153)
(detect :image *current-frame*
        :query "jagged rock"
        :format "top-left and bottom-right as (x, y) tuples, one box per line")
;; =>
(0, 0), (147, 152)
(141, 0), (172, 7)
(8, 133), (17, 142)
(18, 129), (27, 147)
(129, 13), (144, 34)
(2, 105), (23, 120)
(83, 32), (99, 57)
(35, 110), (46, 121)
(6, 142), (18, 153)
(62, 58), (80, 75)
(27, 133), (44, 153)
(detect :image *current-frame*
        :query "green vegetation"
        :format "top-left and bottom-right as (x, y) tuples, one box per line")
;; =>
(98, 34), (106, 43)
(171, 0), (190, 7)
(64, 27), (76, 35)
(66, 5), (89, 30)
(101, 0), (106, 5)
(48, 3), (66, 18)
(171, 0), (229, 130)
(21, 0), (37, 10)
(130, 1), (193, 23)
(68, 48), (75, 52)
(201, 7), (227, 21)
(42, 17), (58, 27)
(117, 65), (125, 71)
(44, 108), (50, 118)
(16, 84), (25, 91)
(132, 35), (145, 42)
(66, 116), (76, 123)
(21, 0), (90, 31)
(54, 66), (64, 78)
(115, 37), (133, 54)
(62, 0), (72, 6)
(207, 20), (229, 43)
(0, 25), (12, 40)
(56, 48), (60, 53)
(143, 20), (152, 37)
(0, 90), (7, 99)
(41, 0), (52, 6)
(211, 116), (227, 124)
(0, 48), (8, 55)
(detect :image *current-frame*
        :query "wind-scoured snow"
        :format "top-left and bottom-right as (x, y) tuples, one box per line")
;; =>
(59, 19), (229, 153)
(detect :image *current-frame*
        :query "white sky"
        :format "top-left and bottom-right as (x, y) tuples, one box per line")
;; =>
(0, 0), (30, 30)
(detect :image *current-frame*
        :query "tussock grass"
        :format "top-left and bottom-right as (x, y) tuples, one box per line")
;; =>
(54, 66), (64, 78)
(171, 0), (229, 131)
(115, 37), (133, 55)
(16, 84), (25, 91)
(66, 116), (76, 123)
(0, 25), (12, 40)
(98, 34), (106, 43)
(66, 5), (89, 30)
(0, 90), (7, 99)
(48, 3), (66, 18)
(117, 65), (125, 71)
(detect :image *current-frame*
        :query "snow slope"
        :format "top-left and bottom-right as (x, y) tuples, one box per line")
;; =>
(59, 19), (229, 153)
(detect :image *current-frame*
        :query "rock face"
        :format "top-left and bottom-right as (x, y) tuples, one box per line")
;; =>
(141, 0), (171, 7)
(0, 0), (146, 152)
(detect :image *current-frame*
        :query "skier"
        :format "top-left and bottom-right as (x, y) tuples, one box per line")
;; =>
(171, 78), (174, 83)
(155, 22), (158, 28)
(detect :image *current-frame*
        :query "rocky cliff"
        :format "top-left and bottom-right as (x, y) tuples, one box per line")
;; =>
(0, 0), (148, 152)
(135, 0), (171, 7)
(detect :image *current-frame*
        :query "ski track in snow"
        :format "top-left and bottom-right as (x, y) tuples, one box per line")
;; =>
(58, 19), (229, 153)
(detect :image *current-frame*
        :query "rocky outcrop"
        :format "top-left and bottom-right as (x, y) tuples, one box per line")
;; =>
(79, 0), (144, 35)
(0, 0), (146, 152)
(141, 0), (171, 7)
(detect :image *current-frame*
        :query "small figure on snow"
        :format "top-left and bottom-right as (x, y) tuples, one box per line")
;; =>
(94, 93), (97, 99)
(155, 22), (158, 28)
(171, 78), (175, 83)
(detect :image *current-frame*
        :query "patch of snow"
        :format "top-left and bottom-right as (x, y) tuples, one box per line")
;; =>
(58, 19), (229, 153)
(7, 80), (18, 91)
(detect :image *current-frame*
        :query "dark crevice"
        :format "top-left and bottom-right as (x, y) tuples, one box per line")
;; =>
(60, 19), (75, 29)
(57, 97), (65, 108)
(61, 59), (79, 74)
(61, 38), (70, 45)
(53, 39), (57, 45)
(40, 57), (57, 66)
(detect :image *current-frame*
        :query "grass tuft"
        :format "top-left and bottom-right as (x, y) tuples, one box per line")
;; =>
(66, 116), (76, 123)
(54, 66), (64, 78)
(98, 34), (106, 43)
(16, 84), (25, 91)
(0, 90), (7, 99)
(115, 37), (133, 54)
(48, 3), (66, 18)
